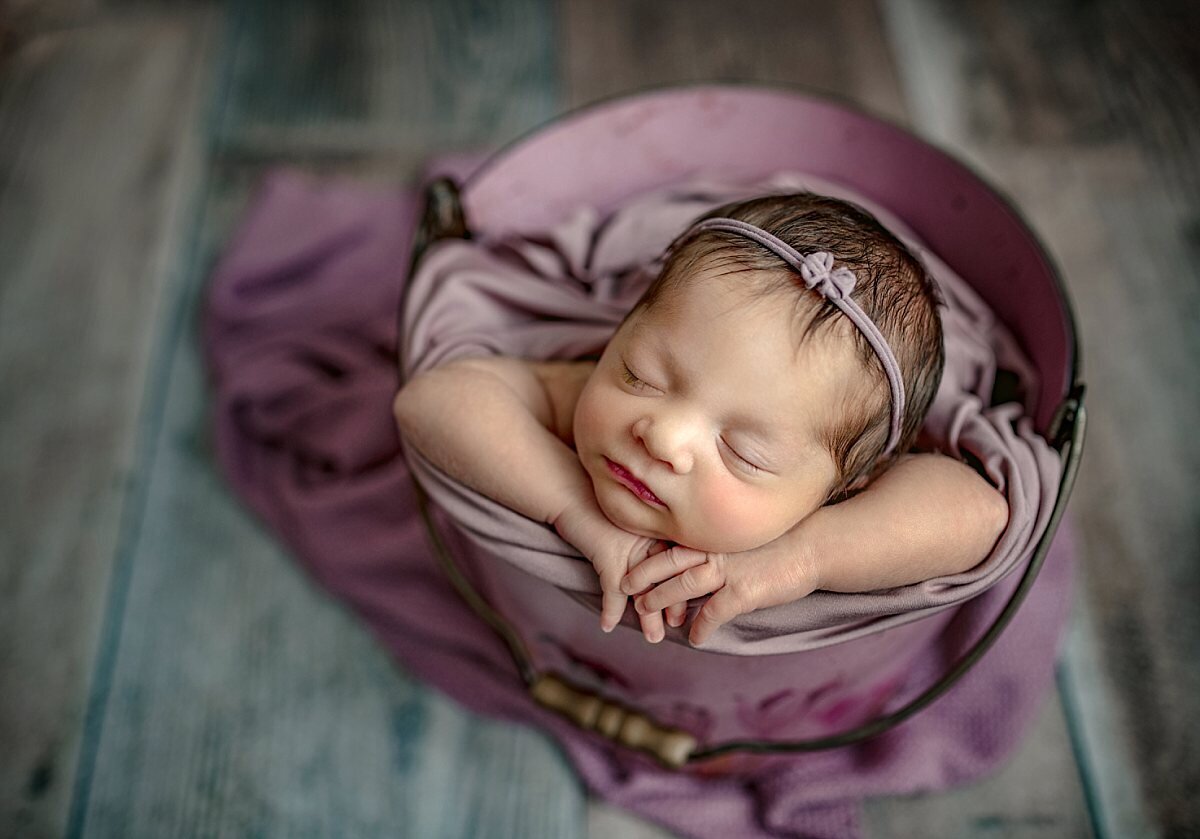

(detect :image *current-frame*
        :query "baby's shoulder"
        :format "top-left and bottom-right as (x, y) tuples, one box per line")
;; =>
(529, 360), (597, 445)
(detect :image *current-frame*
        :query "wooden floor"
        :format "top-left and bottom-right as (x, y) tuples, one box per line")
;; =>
(1, 0), (1196, 836)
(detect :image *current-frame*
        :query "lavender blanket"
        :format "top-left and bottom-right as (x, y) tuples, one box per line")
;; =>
(401, 170), (1061, 653)
(203, 164), (1074, 839)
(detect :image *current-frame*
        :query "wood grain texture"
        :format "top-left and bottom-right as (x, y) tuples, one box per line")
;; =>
(217, 0), (560, 159)
(559, 0), (909, 126)
(862, 694), (1092, 838)
(884, 0), (1200, 834)
(0, 10), (216, 838)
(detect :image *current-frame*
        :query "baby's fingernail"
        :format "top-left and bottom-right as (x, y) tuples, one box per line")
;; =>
(634, 599), (646, 615)
(619, 579), (633, 594)
(601, 621), (614, 633)
(649, 629), (664, 644)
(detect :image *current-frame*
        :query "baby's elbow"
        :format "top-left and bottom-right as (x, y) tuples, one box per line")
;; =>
(979, 485), (1010, 556)
(392, 378), (423, 432)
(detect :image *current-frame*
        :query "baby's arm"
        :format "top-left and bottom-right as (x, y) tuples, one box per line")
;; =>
(626, 452), (1009, 645)
(394, 357), (672, 639)
(803, 452), (1009, 592)
(393, 357), (593, 526)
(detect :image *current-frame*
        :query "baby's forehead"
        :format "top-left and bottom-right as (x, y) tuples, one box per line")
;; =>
(637, 276), (854, 364)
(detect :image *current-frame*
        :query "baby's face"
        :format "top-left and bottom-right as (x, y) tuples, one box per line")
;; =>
(573, 261), (865, 554)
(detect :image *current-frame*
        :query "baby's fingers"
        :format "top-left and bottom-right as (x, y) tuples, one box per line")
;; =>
(600, 590), (627, 633)
(636, 560), (723, 615)
(638, 607), (666, 644)
(665, 601), (688, 628)
(688, 587), (743, 646)
(620, 546), (707, 595)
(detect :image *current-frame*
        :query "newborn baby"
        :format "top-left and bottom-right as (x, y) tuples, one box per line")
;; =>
(394, 192), (1009, 646)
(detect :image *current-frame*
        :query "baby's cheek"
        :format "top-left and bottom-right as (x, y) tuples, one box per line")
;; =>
(572, 387), (603, 453)
(691, 478), (770, 552)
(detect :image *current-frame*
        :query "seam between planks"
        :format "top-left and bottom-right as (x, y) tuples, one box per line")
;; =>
(1055, 663), (1105, 839)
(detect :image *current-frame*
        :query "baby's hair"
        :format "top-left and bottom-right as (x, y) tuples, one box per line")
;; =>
(634, 192), (946, 501)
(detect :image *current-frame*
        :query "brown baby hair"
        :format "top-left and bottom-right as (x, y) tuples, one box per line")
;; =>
(632, 192), (946, 502)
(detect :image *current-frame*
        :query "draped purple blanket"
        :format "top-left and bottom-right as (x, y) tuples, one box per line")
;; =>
(202, 165), (1075, 839)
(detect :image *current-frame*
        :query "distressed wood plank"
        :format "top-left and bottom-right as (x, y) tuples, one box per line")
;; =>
(863, 694), (1093, 837)
(883, 0), (1200, 833)
(217, 0), (559, 158)
(1006, 144), (1199, 839)
(588, 802), (676, 839)
(560, 0), (908, 125)
(896, 0), (1200, 166)
(0, 10), (216, 838)
(1, 0), (102, 33)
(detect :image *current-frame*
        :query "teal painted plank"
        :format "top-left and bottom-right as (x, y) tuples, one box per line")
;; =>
(218, 0), (561, 157)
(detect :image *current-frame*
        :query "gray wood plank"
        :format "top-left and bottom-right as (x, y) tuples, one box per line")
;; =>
(0, 10), (217, 838)
(2, 0), (102, 33)
(862, 692), (1092, 838)
(72, 162), (586, 839)
(883, 0), (1200, 834)
(217, 0), (559, 159)
(588, 802), (675, 839)
(560, 0), (909, 127)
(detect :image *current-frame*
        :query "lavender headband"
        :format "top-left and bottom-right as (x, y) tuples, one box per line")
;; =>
(690, 218), (905, 456)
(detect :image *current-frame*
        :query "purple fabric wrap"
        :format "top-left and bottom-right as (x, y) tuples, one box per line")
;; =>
(202, 165), (1075, 839)
(400, 170), (1062, 654)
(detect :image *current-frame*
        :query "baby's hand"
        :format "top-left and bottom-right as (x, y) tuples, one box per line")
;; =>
(620, 532), (821, 647)
(552, 500), (672, 642)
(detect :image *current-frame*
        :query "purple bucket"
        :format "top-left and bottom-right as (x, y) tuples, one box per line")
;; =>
(404, 83), (1082, 769)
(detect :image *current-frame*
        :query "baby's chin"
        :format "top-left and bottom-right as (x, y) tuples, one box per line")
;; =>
(590, 476), (674, 542)
(587, 475), (791, 554)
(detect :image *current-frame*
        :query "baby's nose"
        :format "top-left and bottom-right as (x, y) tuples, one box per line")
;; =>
(634, 415), (696, 473)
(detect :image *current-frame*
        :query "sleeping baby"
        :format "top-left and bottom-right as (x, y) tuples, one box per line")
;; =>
(393, 192), (1009, 647)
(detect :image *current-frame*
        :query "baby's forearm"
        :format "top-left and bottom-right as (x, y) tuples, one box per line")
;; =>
(393, 359), (594, 526)
(803, 453), (1009, 592)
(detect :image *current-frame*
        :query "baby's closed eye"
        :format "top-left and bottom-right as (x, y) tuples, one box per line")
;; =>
(721, 438), (764, 474)
(620, 361), (654, 391)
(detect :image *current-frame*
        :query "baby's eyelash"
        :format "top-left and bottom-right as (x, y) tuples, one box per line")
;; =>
(723, 438), (763, 474)
(620, 362), (646, 388)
